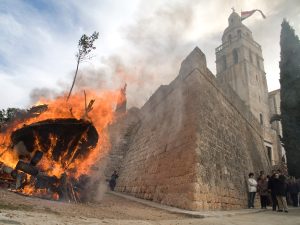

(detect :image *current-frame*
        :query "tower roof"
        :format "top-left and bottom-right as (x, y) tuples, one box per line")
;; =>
(221, 11), (252, 43)
(228, 11), (242, 26)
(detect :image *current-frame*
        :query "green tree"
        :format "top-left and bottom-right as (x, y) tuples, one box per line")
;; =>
(4, 108), (25, 122)
(0, 109), (5, 123)
(67, 31), (99, 101)
(0, 108), (24, 123)
(280, 19), (300, 178)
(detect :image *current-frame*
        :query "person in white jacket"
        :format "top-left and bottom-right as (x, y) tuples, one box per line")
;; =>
(248, 172), (257, 208)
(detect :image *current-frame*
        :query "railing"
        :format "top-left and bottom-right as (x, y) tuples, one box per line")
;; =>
(215, 33), (261, 54)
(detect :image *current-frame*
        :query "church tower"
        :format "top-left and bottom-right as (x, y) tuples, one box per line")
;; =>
(215, 11), (284, 166)
(216, 11), (270, 128)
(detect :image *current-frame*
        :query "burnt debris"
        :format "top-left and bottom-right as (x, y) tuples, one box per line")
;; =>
(11, 118), (98, 163)
(1, 118), (99, 202)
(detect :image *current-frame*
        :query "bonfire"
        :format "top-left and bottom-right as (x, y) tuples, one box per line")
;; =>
(0, 90), (121, 202)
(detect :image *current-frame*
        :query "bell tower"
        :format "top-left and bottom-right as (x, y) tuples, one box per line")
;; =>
(215, 11), (270, 128)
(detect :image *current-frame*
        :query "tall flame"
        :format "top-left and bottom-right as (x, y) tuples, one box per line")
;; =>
(0, 89), (120, 179)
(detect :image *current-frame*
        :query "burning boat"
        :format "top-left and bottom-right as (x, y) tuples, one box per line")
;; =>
(0, 90), (121, 202)
(11, 118), (98, 201)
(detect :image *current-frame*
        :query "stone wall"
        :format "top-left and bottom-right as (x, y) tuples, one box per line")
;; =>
(111, 47), (271, 210)
(105, 107), (141, 177)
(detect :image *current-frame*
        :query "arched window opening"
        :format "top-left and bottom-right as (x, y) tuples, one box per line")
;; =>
(228, 34), (232, 43)
(233, 49), (238, 64)
(237, 30), (242, 38)
(260, 113), (263, 125)
(222, 55), (227, 70)
(249, 50), (253, 63)
(266, 146), (272, 163)
(256, 55), (260, 69)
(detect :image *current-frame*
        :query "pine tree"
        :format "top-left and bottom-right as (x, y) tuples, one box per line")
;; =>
(280, 19), (300, 178)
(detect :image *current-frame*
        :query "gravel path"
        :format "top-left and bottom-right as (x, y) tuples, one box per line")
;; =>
(0, 189), (299, 225)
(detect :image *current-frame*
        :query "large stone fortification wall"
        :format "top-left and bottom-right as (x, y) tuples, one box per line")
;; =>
(112, 47), (271, 210)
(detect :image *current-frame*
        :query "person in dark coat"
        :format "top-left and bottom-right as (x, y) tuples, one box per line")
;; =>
(287, 177), (299, 207)
(257, 170), (265, 182)
(268, 170), (278, 211)
(273, 170), (288, 212)
(258, 175), (269, 209)
(109, 170), (119, 191)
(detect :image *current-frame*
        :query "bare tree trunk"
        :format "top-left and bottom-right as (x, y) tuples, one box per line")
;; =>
(67, 57), (80, 102)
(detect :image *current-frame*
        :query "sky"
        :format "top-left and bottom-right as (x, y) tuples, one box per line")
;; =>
(0, 0), (299, 109)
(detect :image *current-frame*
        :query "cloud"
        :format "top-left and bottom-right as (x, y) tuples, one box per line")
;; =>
(239, 0), (300, 91)
(0, 0), (299, 109)
(0, 0), (131, 108)
(93, 0), (300, 107)
(0, 1), (77, 108)
(0, 72), (25, 107)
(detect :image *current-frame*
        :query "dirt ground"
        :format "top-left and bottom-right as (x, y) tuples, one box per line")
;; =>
(0, 189), (299, 225)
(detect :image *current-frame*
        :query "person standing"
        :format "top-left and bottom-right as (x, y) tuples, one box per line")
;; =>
(257, 170), (265, 182)
(274, 170), (288, 212)
(287, 177), (299, 207)
(109, 170), (119, 191)
(268, 170), (278, 211)
(248, 172), (257, 208)
(258, 174), (269, 209)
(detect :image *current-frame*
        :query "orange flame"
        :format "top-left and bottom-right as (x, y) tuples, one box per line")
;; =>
(22, 181), (58, 199)
(0, 88), (120, 184)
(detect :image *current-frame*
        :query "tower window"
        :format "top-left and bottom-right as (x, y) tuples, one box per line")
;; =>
(256, 55), (260, 69)
(233, 49), (238, 64)
(222, 55), (227, 70)
(266, 146), (272, 163)
(237, 30), (242, 38)
(260, 113), (263, 125)
(228, 34), (232, 43)
(249, 50), (253, 63)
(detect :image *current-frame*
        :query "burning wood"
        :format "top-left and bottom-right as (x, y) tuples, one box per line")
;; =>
(0, 89), (122, 202)
(11, 118), (98, 164)
(0, 163), (15, 187)
(4, 118), (99, 202)
(15, 161), (39, 176)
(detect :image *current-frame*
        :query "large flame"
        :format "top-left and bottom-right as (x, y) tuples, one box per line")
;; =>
(0, 89), (120, 186)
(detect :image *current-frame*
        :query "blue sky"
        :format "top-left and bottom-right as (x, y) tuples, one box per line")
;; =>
(0, 0), (299, 109)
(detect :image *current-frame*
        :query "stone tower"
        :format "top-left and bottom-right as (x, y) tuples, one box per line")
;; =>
(216, 11), (282, 165)
(216, 11), (270, 127)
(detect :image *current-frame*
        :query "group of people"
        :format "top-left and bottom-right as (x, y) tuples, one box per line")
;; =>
(248, 170), (300, 213)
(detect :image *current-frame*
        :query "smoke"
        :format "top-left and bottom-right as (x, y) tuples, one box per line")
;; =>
(74, 67), (109, 90)
(26, 1), (231, 108)
(63, 0), (204, 109)
(29, 87), (60, 104)
(85, 148), (110, 202)
(76, 0), (300, 107)
(116, 2), (195, 107)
